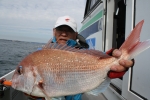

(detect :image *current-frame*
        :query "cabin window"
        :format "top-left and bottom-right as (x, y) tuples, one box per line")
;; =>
(90, 0), (99, 9)
(84, 0), (102, 18)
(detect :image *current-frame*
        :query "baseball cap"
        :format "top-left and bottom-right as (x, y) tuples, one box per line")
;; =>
(54, 16), (77, 32)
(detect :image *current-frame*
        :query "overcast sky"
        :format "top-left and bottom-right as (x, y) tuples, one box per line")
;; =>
(0, 0), (86, 43)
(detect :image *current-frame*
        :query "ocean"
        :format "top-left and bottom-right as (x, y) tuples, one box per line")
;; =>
(0, 39), (45, 77)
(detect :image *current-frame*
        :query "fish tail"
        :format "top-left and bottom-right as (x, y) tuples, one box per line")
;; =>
(119, 20), (150, 59)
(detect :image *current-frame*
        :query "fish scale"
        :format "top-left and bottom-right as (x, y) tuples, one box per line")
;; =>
(43, 70), (106, 97)
(35, 51), (112, 97)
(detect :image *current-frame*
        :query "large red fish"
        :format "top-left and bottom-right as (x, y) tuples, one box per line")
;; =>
(11, 20), (150, 100)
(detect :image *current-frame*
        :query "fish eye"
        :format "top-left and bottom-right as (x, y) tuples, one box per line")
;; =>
(17, 66), (23, 75)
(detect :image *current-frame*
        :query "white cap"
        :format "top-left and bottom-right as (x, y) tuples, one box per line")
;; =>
(54, 16), (77, 32)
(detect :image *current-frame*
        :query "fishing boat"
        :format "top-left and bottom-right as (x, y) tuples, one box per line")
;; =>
(1, 0), (150, 100)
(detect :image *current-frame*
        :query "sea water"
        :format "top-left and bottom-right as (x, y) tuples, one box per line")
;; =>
(0, 39), (44, 77)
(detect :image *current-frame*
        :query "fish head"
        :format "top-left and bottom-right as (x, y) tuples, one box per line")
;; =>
(11, 57), (36, 95)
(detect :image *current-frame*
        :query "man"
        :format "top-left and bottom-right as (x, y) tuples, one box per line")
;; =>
(51, 15), (133, 100)
(53, 15), (133, 74)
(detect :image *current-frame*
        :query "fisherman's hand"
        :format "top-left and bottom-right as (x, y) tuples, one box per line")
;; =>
(106, 49), (134, 79)
(0, 78), (6, 84)
(111, 49), (133, 72)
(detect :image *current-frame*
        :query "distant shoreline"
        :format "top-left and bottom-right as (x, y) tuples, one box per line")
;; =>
(0, 38), (45, 44)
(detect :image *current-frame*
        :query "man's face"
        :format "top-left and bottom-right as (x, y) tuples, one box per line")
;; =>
(53, 25), (77, 45)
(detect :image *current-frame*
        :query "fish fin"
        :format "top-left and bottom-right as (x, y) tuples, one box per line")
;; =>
(81, 49), (111, 58)
(37, 80), (50, 99)
(129, 39), (150, 59)
(42, 40), (111, 58)
(119, 20), (150, 59)
(86, 77), (111, 96)
(43, 41), (72, 50)
(43, 39), (53, 49)
(45, 97), (51, 100)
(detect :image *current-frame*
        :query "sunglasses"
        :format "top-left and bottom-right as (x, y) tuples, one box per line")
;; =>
(55, 26), (75, 34)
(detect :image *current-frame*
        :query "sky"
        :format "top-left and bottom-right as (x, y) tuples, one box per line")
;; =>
(0, 0), (86, 43)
